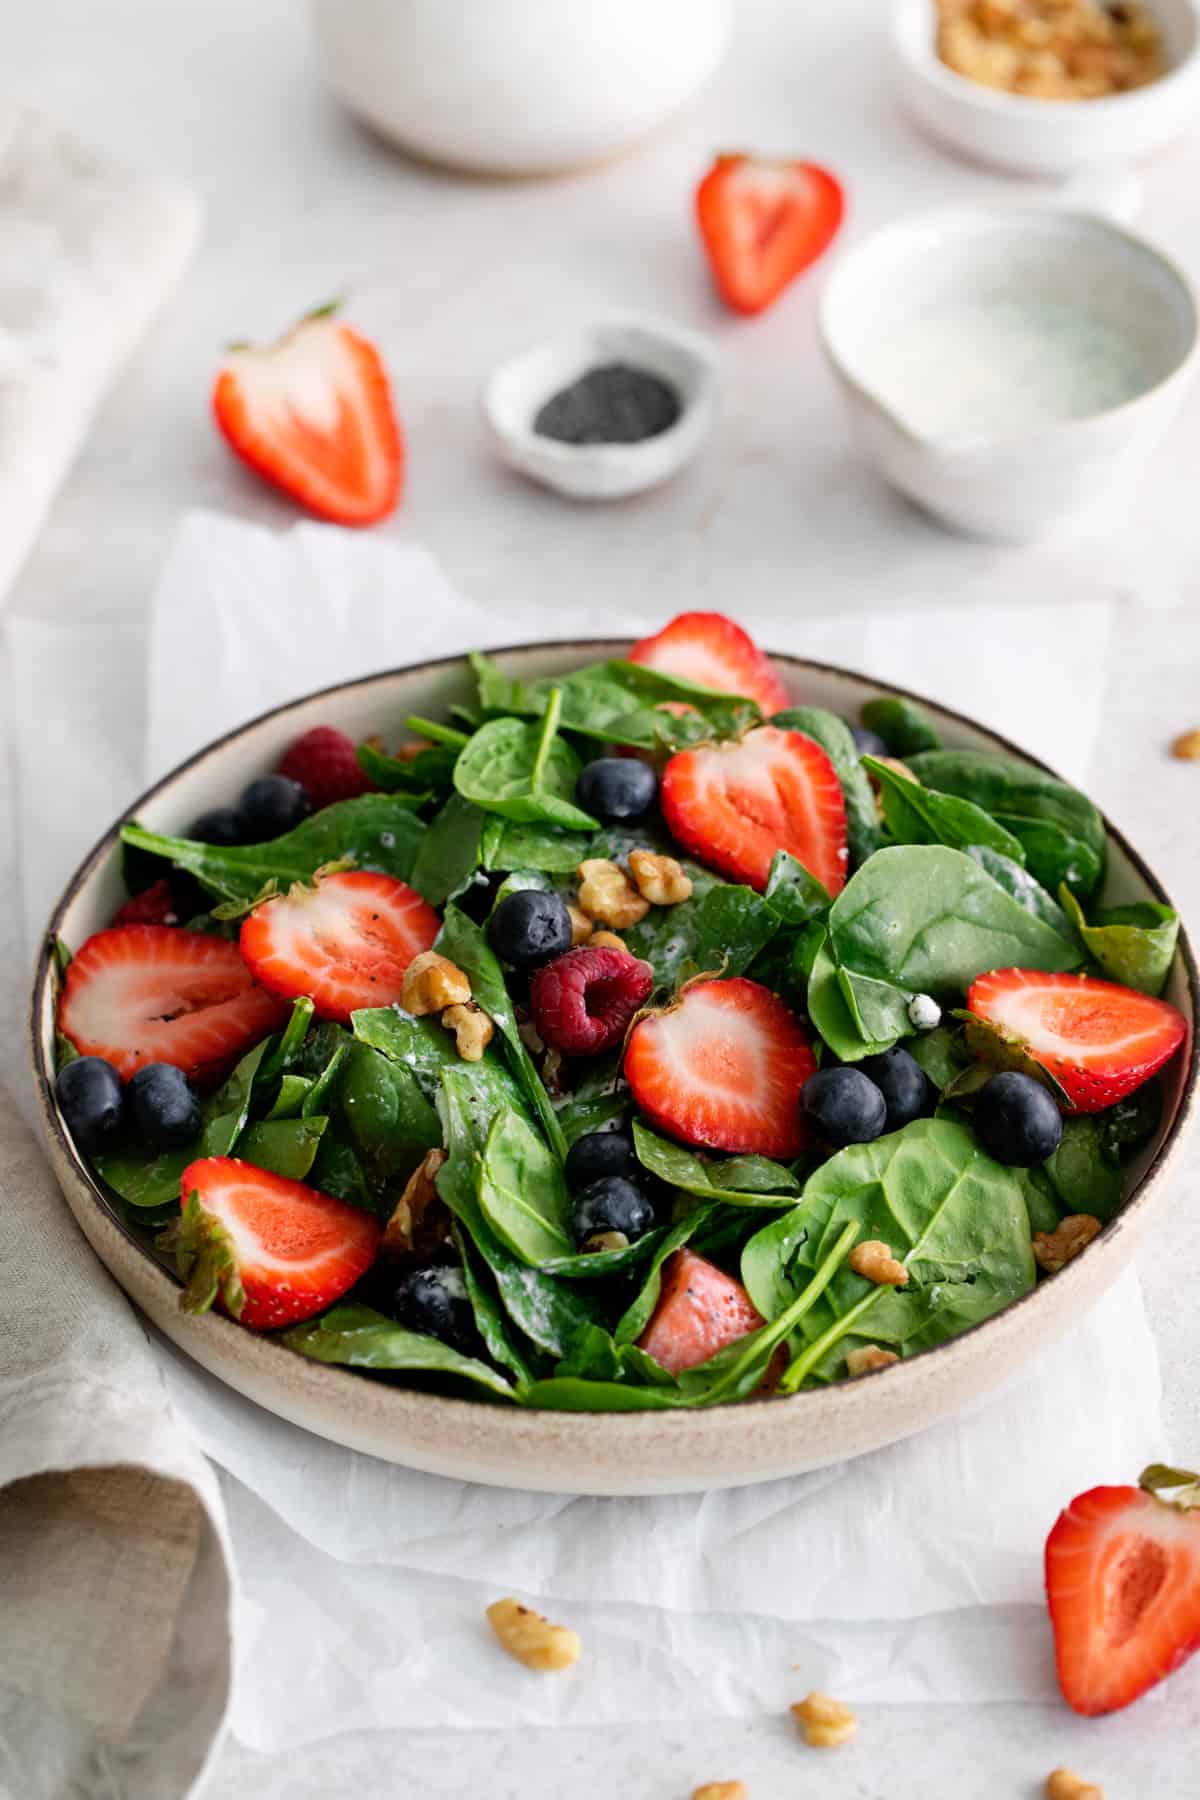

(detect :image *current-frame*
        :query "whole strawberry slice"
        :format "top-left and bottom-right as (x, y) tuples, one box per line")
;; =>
(968, 968), (1187, 1113)
(661, 725), (847, 894)
(160, 1157), (381, 1330)
(240, 869), (439, 1022)
(278, 725), (372, 809)
(1046, 1464), (1200, 1715)
(696, 154), (844, 317)
(625, 976), (816, 1157)
(628, 611), (791, 716)
(638, 1247), (765, 1375)
(213, 307), (403, 525)
(58, 925), (287, 1085)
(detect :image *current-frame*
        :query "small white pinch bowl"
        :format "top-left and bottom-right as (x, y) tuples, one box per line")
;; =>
(483, 316), (718, 501)
(893, 0), (1200, 177)
(819, 205), (1199, 542)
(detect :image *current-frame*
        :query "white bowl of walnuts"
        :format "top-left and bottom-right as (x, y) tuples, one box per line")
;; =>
(893, 0), (1200, 176)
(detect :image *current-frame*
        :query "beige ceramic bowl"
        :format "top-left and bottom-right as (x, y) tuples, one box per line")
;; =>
(29, 643), (1198, 1495)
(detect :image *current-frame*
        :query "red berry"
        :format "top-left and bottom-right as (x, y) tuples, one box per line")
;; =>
(278, 725), (372, 810)
(112, 879), (179, 928)
(528, 946), (654, 1057)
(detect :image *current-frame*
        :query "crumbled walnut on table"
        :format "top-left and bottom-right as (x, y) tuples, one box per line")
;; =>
(402, 950), (471, 1015)
(791, 1691), (857, 1748)
(486, 1597), (580, 1671)
(692, 1784), (747, 1800)
(1046, 1767), (1104, 1800)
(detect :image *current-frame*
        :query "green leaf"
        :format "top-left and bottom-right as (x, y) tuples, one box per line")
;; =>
(480, 817), (592, 874)
(470, 651), (761, 752)
(907, 750), (1106, 899)
(806, 934), (898, 1063)
(621, 868), (779, 992)
(863, 757), (1027, 863)
(613, 1206), (715, 1346)
(265, 1073), (313, 1119)
(763, 850), (832, 926)
(404, 716), (470, 750)
(122, 797), (427, 905)
(409, 792), (488, 906)
(1058, 885), (1179, 997)
(965, 847), (1072, 936)
(236, 1116), (327, 1181)
(335, 1040), (442, 1193)
(283, 1302), (515, 1398)
(351, 1005), (477, 1099)
(356, 740), (457, 794)
(258, 998), (316, 1083)
(520, 1377), (685, 1412)
(554, 1088), (629, 1147)
(771, 708), (882, 866)
(633, 1122), (799, 1208)
(540, 1231), (666, 1279)
(1099, 1082), (1162, 1164)
(861, 696), (942, 755)
(478, 1109), (575, 1265)
(453, 716), (598, 831)
(52, 935), (73, 979)
(1043, 1115), (1125, 1222)
(452, 1224), (535, 1390)
(908, 1025), (970, 1091)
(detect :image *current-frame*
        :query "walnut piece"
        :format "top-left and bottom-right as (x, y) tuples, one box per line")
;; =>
(1046, 1768), (1104, 1800)
(848, 1240), (909, 1286)
(1034, 1214), (1101, 1273)
(628, 847), (693, 906)
(567, 903), (594, 945)
(486, 1596), (580, 1671)
(935, 0), (1162, 101)
(692, 1784), (747, 1800)
(846, 1344), (900, 1378)
(576, 858), (650, 928)
(1171, 728), (1200, 761)
(442, 1001), (495, 1062)
(791, 1691), (857, 1749)
(589, 929), (627, 951)
(402, 950), (471, 1016)
(379, 1150), (448, 1259)
(583, 1230), (630, 1254)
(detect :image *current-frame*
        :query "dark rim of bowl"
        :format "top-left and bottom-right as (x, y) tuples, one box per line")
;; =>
(28, 640), (1200, 1422)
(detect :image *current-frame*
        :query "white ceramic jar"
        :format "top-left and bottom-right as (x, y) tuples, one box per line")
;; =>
(309, 0), (734, 178)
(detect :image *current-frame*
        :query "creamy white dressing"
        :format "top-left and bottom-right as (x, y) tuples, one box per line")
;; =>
(861, 297), (1158, 441)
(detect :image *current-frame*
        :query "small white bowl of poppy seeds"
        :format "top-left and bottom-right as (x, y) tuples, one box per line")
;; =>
(482, 316), (718, 500)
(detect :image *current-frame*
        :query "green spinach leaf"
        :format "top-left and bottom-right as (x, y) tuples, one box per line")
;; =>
(452, 1223), (535, 1391)
(1099, 1083), (1162, 1164)
(771, 708), (882, 866)
(356, 740), (456, 794)
(633, 1122), (800, 1207)
(283, 1301), (515, 1398)
(453, 700), (598, 831)
(471, 651), (760, 752)
(1058, 885), (1179, 997)
(478, 1109), (574, 1265)
(863, 756), (1026, 862)
(861, 696), (942, 755)
(966, 846), (1073, 936)
(907, 750), (1106, 898)
(480, 817), (592, 874)
(1043, 1116), (1125, 1222)
(236, 1116), (327, 1181)
(409, 793), (488, 906)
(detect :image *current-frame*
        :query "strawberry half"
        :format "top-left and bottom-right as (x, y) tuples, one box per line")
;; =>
(239, 869), (440, 1023)
(213, 309), (403, 525)
(638, 1247), (764, 1375)
(661, 725), (847, 894)
(161, 1157), (380, 1330)
(1046, 1466), (1200, 1715)
(968, 968), (1187, 1113)
(58, 925), (287, 1085)
(628, 611), (791, 716)
(625, 976), (816, 1157)
(695, 154), (844, 317)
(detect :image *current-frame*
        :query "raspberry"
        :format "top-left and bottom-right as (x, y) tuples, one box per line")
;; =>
(278, 726), (371, 810)
(112, 879), (179, 928)
(528, 946), (653, 1057)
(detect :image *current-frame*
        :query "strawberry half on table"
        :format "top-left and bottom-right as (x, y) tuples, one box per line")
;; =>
(628, 611), (791, 717)
(213, 306), (403, 525)
(1047, 1464), (1200, 1715)
(696, 153), (845, 317)
(160, 1157), (381, 1331)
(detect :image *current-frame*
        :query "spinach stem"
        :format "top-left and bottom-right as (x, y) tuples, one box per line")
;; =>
(404, 715), (471, 750)
(777, 1285), (881, 1395)
(530, 687), (563, 794)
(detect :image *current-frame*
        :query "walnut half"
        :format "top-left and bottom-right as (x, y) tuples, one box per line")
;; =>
(848, 1240), (909, 1287)
(1033, 1214), (1101, 1273)
(628, 847), (693, 906)
(791, 1691), (857, 1749)
(1046, 1768), (1104, 1800)
(379, 1149), (448, 1260)
(576, 858), (650, 929)
(442, 1001), (495, 1062)
(402, 950), (471, 1016)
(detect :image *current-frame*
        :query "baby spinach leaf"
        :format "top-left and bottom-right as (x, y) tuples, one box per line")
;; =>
(1043, 1116), (1125, 1222)
(806, 935), (899, 1063)
(283, 1301), (515, 1399)
(356, 740), (456, 794)
(612, 1206), (715, 1345)
(404, 717), (470, 750)
(1058, 886), (1179, 997)
(771, 708), (882, 865)
(907, 750), (1106, 898)
(236, 1116), (327, 1182)
(741, 1204), (810, 1323)
(453, 712), (598, 831)
(258, 997), (316, 1084)
(336, 1040), (442, 1191)
(633, 1122), (799, 1207)
(966, 847), (1072, 936)
(861, 696), (942, 755)
(1017, 1167), (1066, 1236)
(308, 1129), (373, 1210)
(764, 850), (832, 927)
(908, 1025), (970, 1091)
(540, 1231), (666, 1280)
(351, 1005), (479, 1099)
(452, 1225), (535, 1391)
(1099, 1082), (1162, 1164)
(478, 1110), (575, 1265)
(409, 792), (488, 906)
(470, 652), (760, 752)
(863, 756), (1026, 863)
(265, 1074), (312, 1119)
(621, 866), (778, 993)
(122, 797), (427, 905)
(520, 1377), (684, 1412)
(480, 817), (592, 874)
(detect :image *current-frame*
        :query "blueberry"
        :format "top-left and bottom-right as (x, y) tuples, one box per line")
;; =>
(55, 1056), (125, 1155)
(850, 725), (889, 759)
(565, 1127), (637, 1191)
(857, 1047), (935, 1131)
(801, 1066), (888, 1147)
(572, 1175), (656, 1247)
(489, 888), (574, 970)
(236, 775), (310, 841)
(128, 1062), (202, 1149)
(188, 805), (245, 846)
(973, 1071), (1063, 1167)
(391, 1263), (476, 1353)
(576, 757), (658, 824)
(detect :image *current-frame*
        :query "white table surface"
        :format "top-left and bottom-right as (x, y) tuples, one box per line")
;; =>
(8, 0), (1200, 1791)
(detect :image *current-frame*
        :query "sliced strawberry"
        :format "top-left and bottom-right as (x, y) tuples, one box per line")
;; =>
(1046, 1470), (1200, 1715)
(279, 725), (373, 809)
(161, 1157), (380, 1330)
(58, 925), (287, 1085)
(239, 869), (439, 1023)
(628, 611), (791, 715)
(213, 309), (403, 525)
(638, 1248), (764, 1374)
(968, 969), (1187, 1114)
(661, 725), (847, 894)
(696, 154), (844, 317)
(625, 976), (816, 1156)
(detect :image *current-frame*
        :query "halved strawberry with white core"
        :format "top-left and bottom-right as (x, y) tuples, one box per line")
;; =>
(625, 976), (816, 1157)
(628, 612), (791, 716)
(968, 968), (1187, 1113)
(213, 311), (403, 525)
(695, 155), (845, 317)
(1046, 1471), (1200, 1715)
(661, 725), (847, 894)
(58, 925), (287, 1085)
(162, 1158), (380, 1330)
(638, 1248), (765, 1375)
(239, 870), (439, 1023)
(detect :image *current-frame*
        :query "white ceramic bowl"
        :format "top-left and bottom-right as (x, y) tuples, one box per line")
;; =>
(309, 0), (733, 178)
(894, 0), (1200, 177)
(483, 316), (718, 500)
(819, 204), (1199, 541)
(29, 643), (1198, 1494)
